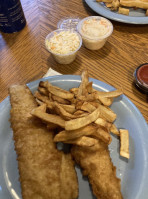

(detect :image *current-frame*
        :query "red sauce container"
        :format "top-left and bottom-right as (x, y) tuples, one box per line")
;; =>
(134, 63), (148, 93)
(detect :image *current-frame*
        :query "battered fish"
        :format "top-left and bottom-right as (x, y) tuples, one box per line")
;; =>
(9, 85), (78, 199)
(71, 140), (123, 199)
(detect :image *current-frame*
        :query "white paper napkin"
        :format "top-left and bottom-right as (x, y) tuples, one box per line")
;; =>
(43, 68), (61, 77)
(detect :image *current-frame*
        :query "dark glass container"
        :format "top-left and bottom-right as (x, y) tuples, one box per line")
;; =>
(0, 0), (26, 33)
(134, 63), (148, 93)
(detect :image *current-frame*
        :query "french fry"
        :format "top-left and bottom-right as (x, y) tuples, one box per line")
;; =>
(75, 100), (84, 110)
(105, 2), (112, 7)
(118, 7), (129, 15)
(91, 90), (113, 106)
(60, 104), (75, 114)
(86, 82), (93, 93)
(95, 117), (112, 131)
(40, 81), (67, 91)
(51, 94), (70, 105)
(112, 0), (120, 10)
(120, 129), (130, 159)
(80, 102), (96, 113)
(110, 124), (120, 136)
(65, 107), (100, 130)
(89, 101), (101, 108)
(98, 96), (113, 106)
(70, 98), (77, 104)
(38, 86), (49, 96)
(93, 88), (123, 98)
(63, 136), (98, 147)
(99, 105), (117, 122)
(39, 81), (47, 88)
(77, 92), (97, 102)
(35, 98), (44, 105)
(120, 0), (148, 9)
(36, 104), (47, 112)
(34, 91), (49, 102)
(53, 102), (78, 120)
(69, 87), (78, 95)
(77, 69), (89, 96)
(48, 86), (74, 100)
(49, 93), (53, 101)
(54, 124), (98, 142)
(73, 110), (88, 117)
(34, 91), (54, 109)
(40, 81), (74, 100)
(31, 108), (65, 128)
(92, 128), (112, 144)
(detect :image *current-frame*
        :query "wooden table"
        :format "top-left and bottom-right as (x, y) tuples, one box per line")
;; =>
(0, 0), (148, 123)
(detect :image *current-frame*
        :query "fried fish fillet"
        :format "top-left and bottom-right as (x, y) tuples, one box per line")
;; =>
(9, 85), (78, 199)
(71, 140), (123, 199)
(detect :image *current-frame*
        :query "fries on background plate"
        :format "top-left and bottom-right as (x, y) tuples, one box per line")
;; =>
(96, 0), (148, 16)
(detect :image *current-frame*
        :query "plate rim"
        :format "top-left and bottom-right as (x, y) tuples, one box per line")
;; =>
(85, 0), (148, 24)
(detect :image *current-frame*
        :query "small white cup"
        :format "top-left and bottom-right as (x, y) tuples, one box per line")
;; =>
(45, 29), (82, 64)
(77, 16), (113, 50)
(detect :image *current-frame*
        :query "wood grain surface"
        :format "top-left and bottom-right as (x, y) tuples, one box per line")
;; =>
(0, 0), (148, 123)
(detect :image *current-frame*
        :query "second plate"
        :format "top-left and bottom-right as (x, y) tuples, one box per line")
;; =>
(85, 0), (148, 24)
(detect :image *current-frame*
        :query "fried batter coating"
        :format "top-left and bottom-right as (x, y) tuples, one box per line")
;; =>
(9, 85), (78, 199)
(71, 140), (123, 199)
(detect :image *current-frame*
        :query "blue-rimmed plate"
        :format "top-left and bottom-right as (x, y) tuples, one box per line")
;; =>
(85, 0), (148, 24)
(0, 75), (148, 199)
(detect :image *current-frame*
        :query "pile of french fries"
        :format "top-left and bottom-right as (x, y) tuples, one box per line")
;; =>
(96, 0), (148, 16)
(31, 70), (130, 159)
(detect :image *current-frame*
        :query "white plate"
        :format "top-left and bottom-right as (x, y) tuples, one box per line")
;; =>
(85, 0), (148, 24)
(0, 75), (148, 199)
